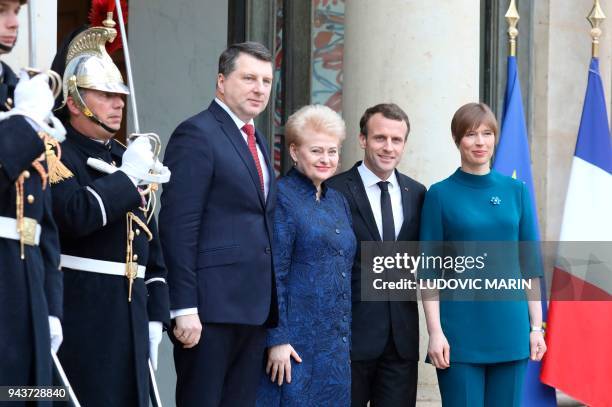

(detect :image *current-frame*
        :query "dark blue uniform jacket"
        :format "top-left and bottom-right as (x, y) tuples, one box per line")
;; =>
(51, 124), (169, 407)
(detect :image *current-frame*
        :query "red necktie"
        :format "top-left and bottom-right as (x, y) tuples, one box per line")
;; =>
(242, 124), (265, 192)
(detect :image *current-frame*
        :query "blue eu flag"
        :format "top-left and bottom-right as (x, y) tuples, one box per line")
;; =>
(493, 55), (557, 407)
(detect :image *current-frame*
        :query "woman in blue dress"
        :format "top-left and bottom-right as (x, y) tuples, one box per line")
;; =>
(420, 103), (547, 407)
(256, 104), (356, 406)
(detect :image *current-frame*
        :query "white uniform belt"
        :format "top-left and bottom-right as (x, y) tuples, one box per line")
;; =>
(60, 254), (146, 279)
(0, 216), (41, 245)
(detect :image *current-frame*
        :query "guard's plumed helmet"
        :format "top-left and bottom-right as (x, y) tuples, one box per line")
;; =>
(58, 13), (128, 132)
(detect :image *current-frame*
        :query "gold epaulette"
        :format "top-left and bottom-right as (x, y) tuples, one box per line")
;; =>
(41, 133), (74, 184)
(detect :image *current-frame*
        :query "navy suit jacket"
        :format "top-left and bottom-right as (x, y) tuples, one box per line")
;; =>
(327, 162), (426, 361)
(160, 100), (278, 326)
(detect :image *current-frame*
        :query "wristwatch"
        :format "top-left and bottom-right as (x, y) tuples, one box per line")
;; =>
(530, 325), (545, 333)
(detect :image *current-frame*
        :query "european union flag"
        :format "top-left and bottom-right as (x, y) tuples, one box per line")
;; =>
(493, 55), (557, 407)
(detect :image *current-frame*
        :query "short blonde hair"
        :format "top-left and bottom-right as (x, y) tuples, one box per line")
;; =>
(285, 104), (346, 147)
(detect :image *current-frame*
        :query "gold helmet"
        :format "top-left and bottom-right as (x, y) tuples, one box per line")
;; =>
(59, 13), (129, 132)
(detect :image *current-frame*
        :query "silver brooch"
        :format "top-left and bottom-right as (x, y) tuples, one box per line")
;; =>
(490, 196), (501, 205)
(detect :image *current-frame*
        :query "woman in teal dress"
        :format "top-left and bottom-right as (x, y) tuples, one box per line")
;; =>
(420, 103), (547, 407)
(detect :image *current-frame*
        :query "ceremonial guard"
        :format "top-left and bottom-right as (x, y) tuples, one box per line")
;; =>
(0, 0), (65, 395)
(50, 8), (169, 407)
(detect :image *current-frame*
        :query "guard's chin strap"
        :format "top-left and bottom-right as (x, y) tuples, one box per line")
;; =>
(69, 83), (119, 134)
(85, 112), (119, 134)
(0, 42), (14, 54)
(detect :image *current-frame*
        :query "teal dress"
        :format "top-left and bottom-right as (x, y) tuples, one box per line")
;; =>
(420, 168), (541, 406)
(420, 168), (541, 362)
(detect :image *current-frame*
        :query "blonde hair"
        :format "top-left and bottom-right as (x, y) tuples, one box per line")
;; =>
(285, 104), (346, 147)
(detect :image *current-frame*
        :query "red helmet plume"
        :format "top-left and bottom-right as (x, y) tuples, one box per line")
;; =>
(88, 0), (128, 54)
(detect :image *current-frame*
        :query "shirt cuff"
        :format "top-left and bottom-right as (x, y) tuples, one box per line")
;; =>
(170, 307), (198, 319)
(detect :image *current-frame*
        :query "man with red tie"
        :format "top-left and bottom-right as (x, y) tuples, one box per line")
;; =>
(159, 42), (278, 407)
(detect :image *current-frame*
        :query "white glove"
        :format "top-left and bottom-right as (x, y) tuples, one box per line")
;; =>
(15, 71), (54, 123)
(48, 316), (63, 353)
(119, 136), (155, 185)
(4, 71), (66, 142)
(149, 321), (163, 371)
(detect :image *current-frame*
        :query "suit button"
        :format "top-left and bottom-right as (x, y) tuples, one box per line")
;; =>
(342, 315), (347, 322)
(341, 272), (346, 278)
(342, 336), (347, 343)
(265, 247), (271, 254)
(338, 250), (344, 256)
(27, 194), (35, 204)
(335, 228), (340, 234)
(342, 293), (347, 299)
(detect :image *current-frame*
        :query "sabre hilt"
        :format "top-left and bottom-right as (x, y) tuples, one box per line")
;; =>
(126, 133), (171, 189)
(23, 68), (63, 99)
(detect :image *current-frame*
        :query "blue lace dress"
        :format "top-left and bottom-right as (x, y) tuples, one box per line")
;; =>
(256, 168), (357, 406)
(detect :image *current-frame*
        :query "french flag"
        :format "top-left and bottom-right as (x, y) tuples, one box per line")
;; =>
(540, 58), (612, 406)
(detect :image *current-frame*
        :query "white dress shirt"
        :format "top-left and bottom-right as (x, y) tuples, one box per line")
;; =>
(357, 162), (404, 240)
(170, 99), (271, 320)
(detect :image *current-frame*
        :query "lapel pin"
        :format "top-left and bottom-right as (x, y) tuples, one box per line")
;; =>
(490, 196), (501, 205)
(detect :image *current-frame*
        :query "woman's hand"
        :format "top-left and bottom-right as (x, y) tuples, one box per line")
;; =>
(266, 344), (302, 386)
(529, 331), (547, 361)
(428, 330), (450, 369)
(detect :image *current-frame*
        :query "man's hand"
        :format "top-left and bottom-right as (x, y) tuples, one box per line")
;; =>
(266, 344), (302, 386)
(174, 314), (202, 349)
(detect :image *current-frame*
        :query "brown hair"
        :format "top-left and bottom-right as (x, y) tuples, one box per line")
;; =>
(359, 103), (410, 139)
(218, 42), (272, 76)
(451, 103), (498, 145)
(285, 104), (346, 147)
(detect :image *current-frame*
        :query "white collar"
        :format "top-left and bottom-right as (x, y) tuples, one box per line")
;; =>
(91, 137), (110, 146)
(214, 97), (255, 131)
(358, 162), (399, 189)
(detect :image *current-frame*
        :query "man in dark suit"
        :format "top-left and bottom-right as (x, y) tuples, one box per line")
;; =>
(159, 42), (277, 407)
(327, 103), (426, 407)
